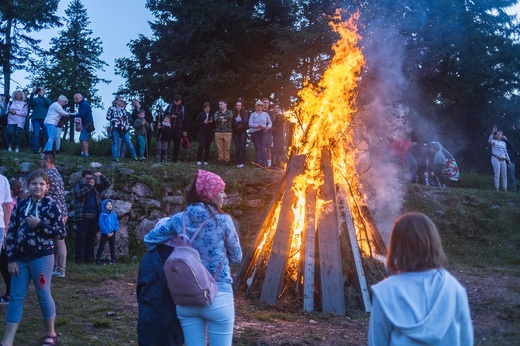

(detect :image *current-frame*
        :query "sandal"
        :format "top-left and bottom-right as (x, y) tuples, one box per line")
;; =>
(42, 334), (58, 346)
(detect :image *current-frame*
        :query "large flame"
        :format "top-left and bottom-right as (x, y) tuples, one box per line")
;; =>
(287, 12), (367, 272)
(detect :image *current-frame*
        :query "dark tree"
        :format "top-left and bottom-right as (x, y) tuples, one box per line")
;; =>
(30, 0), (109, 141)
(0, 0), (60, 97)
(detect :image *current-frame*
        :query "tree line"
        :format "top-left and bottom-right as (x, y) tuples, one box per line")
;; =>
(1, 0), (519, 170)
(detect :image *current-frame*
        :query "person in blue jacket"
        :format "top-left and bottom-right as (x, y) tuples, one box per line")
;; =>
(96, 200), (119, 265)
(368, 212), (473, 346)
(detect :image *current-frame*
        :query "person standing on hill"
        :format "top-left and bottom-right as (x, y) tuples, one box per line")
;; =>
(155, 116), (174, 163)
(231, 100), (249, 168)
(502, 133), (517, 192)
(213, 99), (233, 165)
(131, 99), (154, 158)
(133, 109), (150, 161)
(164, 95), (186, 163)
(40, 152), (68, 278)
(72, 170), (111, 264)
(488, 126), (510, 191)
(28, 87), (51, 154)
(96, 199), (119, 265)
(193, 102), (214, 166)
(73, 93), (94, 158)
(107, 96), (139, 162)
(43, 95), (70, 153)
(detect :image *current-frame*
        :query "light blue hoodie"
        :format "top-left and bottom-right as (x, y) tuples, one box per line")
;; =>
(368, 269), (473, 346)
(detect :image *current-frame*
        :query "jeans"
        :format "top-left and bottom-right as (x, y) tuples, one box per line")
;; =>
(251, 130), (267, 166)
(43, 123), (57, 152)
(56, 127), (62, 150)
(492, 156), (508, 190)
(75, 218), (99, 263)
(233, 132), (247, 164)
(6, 255), (56, 323)
(197, 131), (213, 162)
(156, 140), (170, 161)
(24, 119), (30, 148)
(0, 227), (4, 255)
(96, 234), (116, 262)
(111, 130), (137, 159)
(7, 124), (21, 148)
(137, 135), (146, 157)
(176, 291), (235, 346)
(31, 118), (46, 153)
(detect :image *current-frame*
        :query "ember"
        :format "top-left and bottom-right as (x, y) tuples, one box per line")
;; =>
(234, 13), (387, 315)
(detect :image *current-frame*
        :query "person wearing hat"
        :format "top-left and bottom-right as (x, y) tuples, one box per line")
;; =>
(143, 170), (242, 346)
(249, 99), (272, 167)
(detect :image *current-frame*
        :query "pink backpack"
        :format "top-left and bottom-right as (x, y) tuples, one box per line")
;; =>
(164, 213), (225, 306)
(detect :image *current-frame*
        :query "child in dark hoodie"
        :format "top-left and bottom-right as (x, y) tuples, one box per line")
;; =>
(96, 200), (119, 265)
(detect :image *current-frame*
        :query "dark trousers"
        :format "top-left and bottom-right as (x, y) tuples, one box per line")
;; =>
(96, 234), (116, 262)
(171, 129), (182, 162)
(197, 131), (213, 162)
(233, 132), (247, 164)
(0, 248), (11, 297)
(75, 218), (98, 263)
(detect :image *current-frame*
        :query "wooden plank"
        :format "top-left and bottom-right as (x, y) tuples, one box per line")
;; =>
(340, 187), (372, 313)
(233, 164), (289, 290)
(303, 186), (316, 312)
(260, 155), (306, 305)
(316, 149), (346, 316)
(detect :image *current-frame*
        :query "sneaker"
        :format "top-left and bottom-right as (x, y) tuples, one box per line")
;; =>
(162, 160), (168, 164)
(197, 161), (202, 165)
(112, 158), (119, 163)
(7, 147), (11, 152)
(15, 147), (19, 153)
(203, 162), (209, 166)
(133, 156), (140, 161)
(237, 164), (244, 168)
(52, 271), (65, 278)
(139, 156), (146, 161)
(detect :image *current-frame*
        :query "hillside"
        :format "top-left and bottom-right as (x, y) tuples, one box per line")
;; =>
(0, 152), (518, 345)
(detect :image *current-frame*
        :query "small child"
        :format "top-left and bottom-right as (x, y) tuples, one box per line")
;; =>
(156, 116), (173, 163)
(432, 143), (446, 187)
(96, 200), (119, 265)
(181, 131), (191, 154)
(134, 109), (150, 161)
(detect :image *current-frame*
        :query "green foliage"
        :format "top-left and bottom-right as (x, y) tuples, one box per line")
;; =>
(0, 0), (61, 97)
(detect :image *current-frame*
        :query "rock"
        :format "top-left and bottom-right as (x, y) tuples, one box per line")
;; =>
(113, 200), (133, 215)
(131, 183), (153, 197)
(118, 167), (135, 175)
(163, 195), (185, 205)
(19, 162), (34, 173)
(223, 196), (242, 207)
(69, 171), (82, 186)
(245, 196), (264, 208)
(137, 218), (161, 239)
(90, 162), (103, 169)
(232, 209), (243, 217)
(137, 198), (161, 208)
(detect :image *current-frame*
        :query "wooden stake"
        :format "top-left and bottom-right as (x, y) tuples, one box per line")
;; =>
(260, 155), (306, 305)
(303, 185), (316, 312)
(316, 149), (346, 316)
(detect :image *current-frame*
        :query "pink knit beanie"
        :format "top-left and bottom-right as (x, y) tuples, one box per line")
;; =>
(195, 170), (225, 202)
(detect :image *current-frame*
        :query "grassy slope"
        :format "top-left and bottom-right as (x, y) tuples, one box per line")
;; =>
(0, 151), (519, 344)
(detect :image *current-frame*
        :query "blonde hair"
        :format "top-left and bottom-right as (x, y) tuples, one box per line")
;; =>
(386, 212), (447, 274)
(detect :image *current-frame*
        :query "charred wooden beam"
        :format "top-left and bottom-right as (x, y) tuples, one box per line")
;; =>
(260, 155), (306, 305)
(303, 186), (317, 312)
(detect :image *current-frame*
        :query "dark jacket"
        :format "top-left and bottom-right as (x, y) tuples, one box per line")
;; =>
(157, 123), (174, 142)
(76, 98), (93, 124)
(164, 104), (186, 131)
(72, 175), (111, 221)
(193, 111), (215, 134)
(134, 118), (150, 136)
(137, 245), (184, 346)
(6, 196), (65, 263)
(28, 94), (52, 120)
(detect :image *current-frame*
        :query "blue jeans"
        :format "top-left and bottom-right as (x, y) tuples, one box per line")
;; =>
(0, 228), (4, 255)
(24, 119), (30, 148)
(507, 162), (517, 192)
(251, 130), (267, 166)
(111, 130), (137, 159)
(6, 255), (56, 323)
(7, 124), (21, 148)
(31, 118), (45, 153)
(233, 132), (247, 165)
(176, 291), (235, 346)
(43, 123), (57, 151)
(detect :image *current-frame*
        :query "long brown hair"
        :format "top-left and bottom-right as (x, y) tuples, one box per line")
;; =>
(386, 212), (447, 275)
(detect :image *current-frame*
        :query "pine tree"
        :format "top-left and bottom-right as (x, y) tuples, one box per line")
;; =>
(31, 0), (109, 142)
(0, 0), (61, 97)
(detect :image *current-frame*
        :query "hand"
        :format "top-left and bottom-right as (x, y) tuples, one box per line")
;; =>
(8, 262), (19, 276)
(26, 215), (41, 228)
(108, 233), (114, 238)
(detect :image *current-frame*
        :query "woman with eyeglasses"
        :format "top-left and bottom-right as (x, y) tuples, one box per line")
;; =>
(248, 100), (272, 167)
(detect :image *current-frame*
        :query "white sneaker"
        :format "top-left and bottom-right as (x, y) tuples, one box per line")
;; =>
(237, 164), (244, 168)
(7, 147), (11, 152)
(197, 161), (202, 165)
(15, 148), (19, 153)
(203, 162), (209, 166)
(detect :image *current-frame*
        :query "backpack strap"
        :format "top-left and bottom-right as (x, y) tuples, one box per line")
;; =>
(181, 212), (227, 279)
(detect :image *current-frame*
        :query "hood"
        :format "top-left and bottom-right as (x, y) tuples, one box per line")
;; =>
(100, 199), (112, 213)
(372, 269), (457, 344)
(185, 202), (217, 224)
